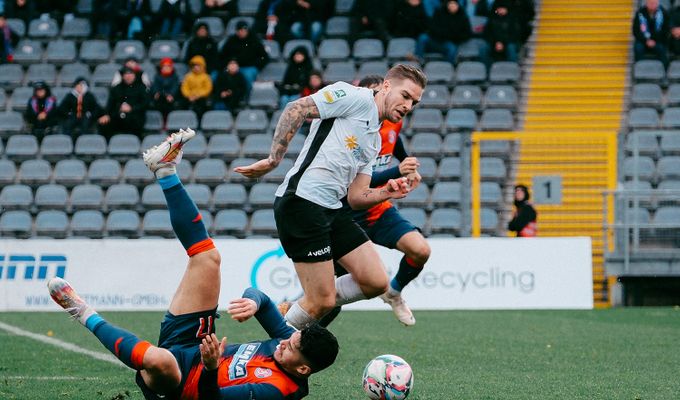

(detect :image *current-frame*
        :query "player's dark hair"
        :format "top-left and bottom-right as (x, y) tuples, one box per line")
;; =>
(358, 75), (384, 88)
(385, 64), (428, 88)
(299, 323), (339, 373)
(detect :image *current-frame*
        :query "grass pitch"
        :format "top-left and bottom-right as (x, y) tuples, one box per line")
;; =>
(1, 308), (679, 399)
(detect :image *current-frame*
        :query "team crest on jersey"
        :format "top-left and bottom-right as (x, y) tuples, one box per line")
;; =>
(322, 89), (346, 103)
(228, 343), (261, 380)
(255, 367), (273, 378)
(345, 135), (358, 150)
(388, 130), (396, 144)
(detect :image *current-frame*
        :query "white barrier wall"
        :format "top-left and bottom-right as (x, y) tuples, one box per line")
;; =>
(0, 237), (593, 311)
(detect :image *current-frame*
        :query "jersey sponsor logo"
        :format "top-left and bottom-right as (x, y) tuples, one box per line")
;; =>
(0, 254), (67, 281)
(255, 367), (273, 378)
(345, 135), (358, 150)
(228, 342), (261, 380)
(373, 154), (393, 171)
(345, 135), (370, 163)
(307, 246), (331, 257)
(322, 89), (346, 103)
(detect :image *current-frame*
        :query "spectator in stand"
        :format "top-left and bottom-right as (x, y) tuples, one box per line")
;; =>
(0, 13), (18, 64)
(481, 0), (521, 66)
(633, 0), (670, 66)
(508, 184), (537, 237)
(180, 55), (212, 117)
(413, 0), (471, 64)
(301, 69), (323, 97)
(279, 45), (312, 109)
(25, 81), (59, 136)
(58, 77), (104, 137)
(254, 0), (292, 43)
(219, 20), (269, 93)
(157, 0), (195, 38)
(4, 0), (36, 26)
(670, 4), (680, 57)
(116, 0), (152, 41)
(212, 58), (246, 111)
(184, 21), (219, 77)
(201, 0), (238, 19)
(390, 0), (428, 39)
(98, 67), (148, 138)
(283, 0), (334, 45)
(112, 57), (152, 88)
(350, 0), (393, 44)
(91, 0), (117, 39)
(150, 57), (179, 118)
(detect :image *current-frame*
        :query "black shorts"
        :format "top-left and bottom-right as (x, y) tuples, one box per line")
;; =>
(274, 195), (369, 263)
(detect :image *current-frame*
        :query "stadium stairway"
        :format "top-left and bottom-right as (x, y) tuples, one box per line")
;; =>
(517, 0), (633, 306)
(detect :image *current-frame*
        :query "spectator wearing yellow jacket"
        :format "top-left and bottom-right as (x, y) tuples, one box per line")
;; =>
(180, 55), (212, 117)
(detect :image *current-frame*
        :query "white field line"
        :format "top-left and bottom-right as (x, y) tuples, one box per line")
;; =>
(0, 320), (124, 367)
(0, 376), (101, 380)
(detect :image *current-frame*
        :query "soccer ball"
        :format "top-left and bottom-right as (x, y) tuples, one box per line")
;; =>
(362, 354), (414, 400)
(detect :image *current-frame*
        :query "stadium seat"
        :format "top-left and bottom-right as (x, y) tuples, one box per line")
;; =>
(484, 85), (518, 110)
(214, 209), (248, 236)
(409, 109), (443, 133)
(632, 83), (663, 109)
(283, 39), (315, 59)
(250, 209), (277, 236)
(213, 183), (247, 209)
(166, 110), (199, 132)
(201, 110), (234, 135)
(248, 183), (278, 209)
(455, 61), (486, 84)
(445, 109), (478, 131)
(263, 158), (294, 183)
(0, 111), (25, 137)
(88, 159), (122, 187)
(285, 135), (306, 160)
(35, 184), (69, 211)
(249, 85), (280, 110)
(334, 0), (354, 13)
(142, 210), (173, 237)
(59, 63), (91, 87)
(395, 184), (429, 208)
(480, 208), (499, 233)
(105, 184), (140, 210)
(438, 157), (462, 181)
(207, 134), (240, 161)
(657, 156), (680, 180)
(6, 135), (38, 162)
(90, 86), (110, 108)
(71, 210), (104, 238)
(228, 158), (258, 183)
(625, 131), (659, 157)
(237, 0), (260, 15)
(625, 207), (651, 225)
(419, 85), (450, 109)
(257, 62), (287, 84)
(629, 108), (661, 130)
(325, 16), (350, 37)
(489, 62), (520, 85)
(0, 160), (17, 185)
(424, 61), (454, 85)
(481, 182), (503, 205)
(194, 158), (227, 186)
(480, 140), (511, 157)
(243, 134), (273, 158)
(480, 109), (514, 131)
(35, 210), (69, 238)
(143, 110), (164, 132)
(661, 132), (680, 155)
(92, 63), (122, 87)
(418, 157), (438, 184)
(0, 210), (32, 238)
(12, 39), (42, 66)
(185, 184), (212, 209)
(80, 40), (111, 66)
(318, 39), (351, 63)
(668, 84), (680, 107)
(235, 109), (268, 135)
(623, 156), (656, 182)
(633, 60), (665, 82)
(225, 16), (255, 36)
(429, 208), (462, 234)
(108, 134), (141, 161)
(45, 40), (77, 66)
(6, 18), (26, 36)
(106, 210), (140, 237)
(324, 61), (357, 84)
(357, 61), (389, 78)
(353, 38), (384, 61)
(398, 208), (427, 229)
(54, 160), (87, 188)
(113, 40), (146, 63)
(480, 157), (507, 181)
(61, 17), (91, 39)
(431, 182), (462, 207)
(18, 159), (51, 186)
(0, 184), (33, 210)
(262, 40), (281, 61)
(410, 133), (442, 158)
(177, 161), (192, 182)
(9, 87), (33, 112)
(662, 108), (680, 129)
(652, 207), (680, 227)
(195, 16), (224, 38)
(458, 38), (485, 61)
(52, 86), (71, 104)
(0, 88), (6, 108)
(0, 64), (24, 90)
(141, 184), (166, 210)
(75, 134), (107, 161)
(386, 38), (416, 61)
(668, 60), (680, 82)
(181, 133), (208, 162)
(28, 17), (59, 39)
(149, 40), (180, 62)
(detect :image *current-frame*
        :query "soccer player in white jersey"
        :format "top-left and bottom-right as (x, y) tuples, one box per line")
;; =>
(235, 64), (427, 330)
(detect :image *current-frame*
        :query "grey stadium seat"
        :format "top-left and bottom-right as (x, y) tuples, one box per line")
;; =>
(105, 184), (140, 210)
(424, 61), (454, 85)
(106, 210), (140, 237)
(113, 40), (146, 63)
(667, 84), (680, 106)
(410, 133), (442, 158)
(418, 157), (438, 184)
(149, 40), (180, 62)
(185, 184), (212, 209)
(144, 110), (164, 132)
(243, 134), (273, 158)
(71, 210), (105, 238)
(0, 111), (25, 137)
(398, 208), (427, 229)
(632, 83), (663, 109)
(6, 18), (26, 36)
(45, 40), (77, 66)
(0, 88), (7, 108)
(0, 160), (17, 185)
(75, 134), (107, 161)
(248, 183), (278, 209)
(213, 183), (247, 208)
(357, 61), (389, 78)
(629, 108), (661, 130)
(238, 0), (260, 15)
(438, 157), (462, 181)
(61, 17), (91, 39)
(28, 18), (59, 39)
(353, 38), (384, 61)
(88, 159), (122, 187)
(257, 62), (287, 84)
(386, 38), (415, 60)
(324, 61), (356, 84)
(141, 184), (165, 210)
(108, 134), (141, 160)
(481, 182), (503, 205)
(489, 62), (520, 84)
(318, 39), (351, 63)
(420, 85), (450, 109)
(623, 156), (656, 181)
(282, 39), (315, 59)
(285, 135), (306, 159)
(250, 209), (277, 236)
(325, 16), (350, 37)
(35, 210), (69, 238)
(92, 63), (122, 87)
(263, 40), (281, 61)
(166, 110), (199, 132)
(662, 108), (680, 129)
(54, 160), (87, 188)
(395, 184), (429, 208)
(480, 140), (511, 157)
(201, 110), (234, 134)
(249, 85), (279, 110)
(59, 63), (91, 87)
(0, 64), (24, 90)
(90, 86), (110, 108)
(668, 60), (680, 82)
(264, 158), (294, 183)
(484, 85), (518, 109)
(207, 134), (240, 161)
(18, 159), (51, 186)
(225, 16), (255, 36)
(143, 210), (173, 237)
(80, 40), (111, 66)
(0, 184), (33, 210)
(196, 16), (225, 38)
(458, 38), (485, 60)
(177, 161), (193, 182)
(0, 211), (32, 238)
(633, 60), (665, 82)
(661, 132), (680, 155)
(446, 109), (478, 131)
(480, 109), (514, 131)
(625, 131), (659, 157)
(455, 61), (486, 84)
(124, 159), (154, 187)
(9, 87), (34, 112)
(12, 39), (42, 66)
(35, 184), (68, 211)
(481, 208), (499, 233)
(431, 182), (462, 207)
(193, 158), (227, 186)
(410, 109), (443, 133)
(214, 209), (248, 236)
(657, 156), (680, 180)
(480, 157), (507, 181)
(335, 0), (354, 13)
(6, 135), (39, 162)
(235, 109), (268, 135)
(182, 133), (208, 162)
(429, 208), (462, 234)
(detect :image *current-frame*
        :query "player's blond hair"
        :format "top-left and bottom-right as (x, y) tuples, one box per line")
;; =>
(385, 64), (428, 88)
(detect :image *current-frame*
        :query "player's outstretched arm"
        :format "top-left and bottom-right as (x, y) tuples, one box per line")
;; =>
(229, 288), (296, 340)
(234, 97), (320, 179)
(347, 173), (412, 210)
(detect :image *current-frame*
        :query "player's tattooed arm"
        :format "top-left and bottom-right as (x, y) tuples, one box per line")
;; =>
(348, 174), (412, 209)
(268, 96), (320, 167)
